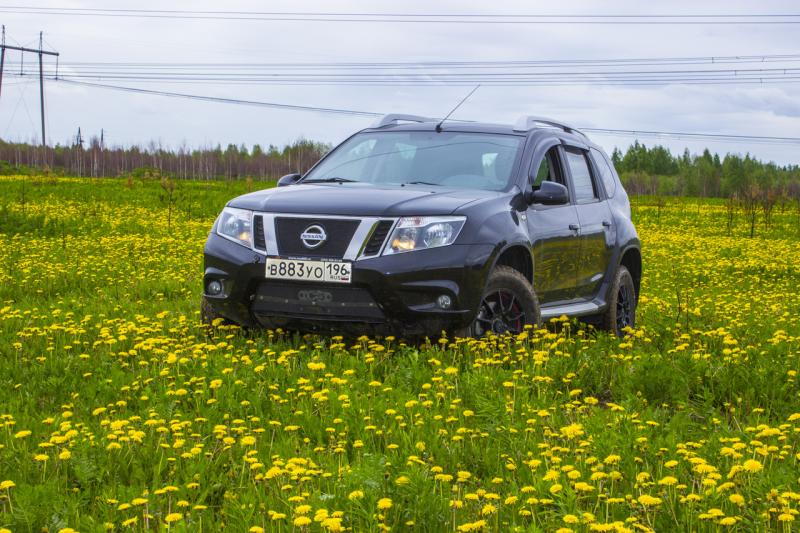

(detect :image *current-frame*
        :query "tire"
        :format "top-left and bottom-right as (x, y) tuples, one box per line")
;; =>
(601, 265), (637, 336)
(467, 265), (541, 338)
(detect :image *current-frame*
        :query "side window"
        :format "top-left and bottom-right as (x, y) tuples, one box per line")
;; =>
(590, 147), (617, 198)
(532, 147), (566, 189)
(565, 149), (597, 202)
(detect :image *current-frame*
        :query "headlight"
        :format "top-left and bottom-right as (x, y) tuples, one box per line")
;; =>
(383, 216), (466, 255)
(216, 207), (253, 248)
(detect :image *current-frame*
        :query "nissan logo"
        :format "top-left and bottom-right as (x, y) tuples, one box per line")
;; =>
(300, 224), (327, 249)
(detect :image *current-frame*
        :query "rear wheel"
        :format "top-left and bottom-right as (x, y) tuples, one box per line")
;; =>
(601, 265), (637, 336)
(468, 266), (541, 337)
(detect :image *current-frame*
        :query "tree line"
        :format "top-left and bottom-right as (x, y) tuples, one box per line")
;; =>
(0, 138), (330, 181)
(612, 142), (800, 198)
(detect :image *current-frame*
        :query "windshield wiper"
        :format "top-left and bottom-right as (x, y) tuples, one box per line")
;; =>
(302, 177), (357, 184)
(402, 180), (441, 187)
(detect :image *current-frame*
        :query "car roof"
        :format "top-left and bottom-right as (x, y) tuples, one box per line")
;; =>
(360, 120), (604, 151)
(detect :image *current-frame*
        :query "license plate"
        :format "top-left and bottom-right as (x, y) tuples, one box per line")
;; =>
(265, 258), (352, 284)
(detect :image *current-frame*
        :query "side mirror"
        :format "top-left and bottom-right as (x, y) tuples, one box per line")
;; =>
(527, 180), (569, 205)
(277, 173), (302, 187)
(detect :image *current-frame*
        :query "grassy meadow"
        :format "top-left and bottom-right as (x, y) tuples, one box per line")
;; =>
(1, 175), (799, 532)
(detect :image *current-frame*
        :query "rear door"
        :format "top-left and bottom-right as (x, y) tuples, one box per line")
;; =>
(562, 145), (615, 300)
(526, 145), (581, 304)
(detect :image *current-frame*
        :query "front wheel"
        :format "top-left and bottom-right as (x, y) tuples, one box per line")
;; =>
(601, 265), (637, 336)
(468, 266), (541, 337)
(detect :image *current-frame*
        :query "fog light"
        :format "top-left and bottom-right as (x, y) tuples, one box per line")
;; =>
(207, 280), (223, 295)
(437, 294), (452, 309)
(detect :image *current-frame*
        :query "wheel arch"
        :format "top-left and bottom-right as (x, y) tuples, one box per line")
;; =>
(491, 243), (534, 287)
(619, 245), (642, 302)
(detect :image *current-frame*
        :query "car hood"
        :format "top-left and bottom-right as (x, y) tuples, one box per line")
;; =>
(227, 183), (504, 217)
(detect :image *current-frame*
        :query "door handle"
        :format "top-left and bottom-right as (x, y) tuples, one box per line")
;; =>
(602, 220), (612, 227)
(568, 224), (579, 231)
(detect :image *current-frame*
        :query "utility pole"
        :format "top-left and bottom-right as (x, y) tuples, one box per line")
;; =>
(38, 32), (45, 146)
(0, 27), (5, 102)
(75, 127), (84, 176)
(0, 29), (59, 146)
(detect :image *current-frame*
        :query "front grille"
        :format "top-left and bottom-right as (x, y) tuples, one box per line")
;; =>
(253, 215), (266, 251)
(252, 282), (385, 321)
(362, 220), (394, 256)
(275, 217), (359, 258)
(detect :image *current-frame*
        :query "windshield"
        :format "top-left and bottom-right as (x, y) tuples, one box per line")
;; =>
(302, 131), (523, 191)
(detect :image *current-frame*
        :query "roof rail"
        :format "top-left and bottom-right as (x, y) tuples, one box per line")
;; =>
(513, 115), (587, 138)
(371, 114), (436, 128)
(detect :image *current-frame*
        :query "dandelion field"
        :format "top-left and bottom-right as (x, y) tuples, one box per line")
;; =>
(1, 175), (799, 532)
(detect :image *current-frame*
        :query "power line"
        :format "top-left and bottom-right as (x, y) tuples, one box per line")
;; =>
(1, 7), (800, 24)
(47, 77), (800, 145)
(41, 77), (800, 88)
(53, 78), (382, 117)
(6, 51), (798, 87)
(581, 128), (800, 146)
(11, 53), (800, 87)
(29, 53), (800, 69)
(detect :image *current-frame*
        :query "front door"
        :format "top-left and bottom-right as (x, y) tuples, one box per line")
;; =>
(526, 146), (581, 304)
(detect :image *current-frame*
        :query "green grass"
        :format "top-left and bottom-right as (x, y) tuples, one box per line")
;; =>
(0, 175), (799, 532)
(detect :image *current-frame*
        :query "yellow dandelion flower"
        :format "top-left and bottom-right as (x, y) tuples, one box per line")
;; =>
(729, 494), (745, 506)
(164, 513), (182, 524)
(293, 516), (312, 526)
(742, 459), (763, 473)
(377, 498), (393, 510)
(559, 423), (584, 439)
(637, 495), (662, 506)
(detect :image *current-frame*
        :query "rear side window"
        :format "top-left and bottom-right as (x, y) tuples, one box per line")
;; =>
(590, 147), (617, 198)
(565, 149), (597, 202)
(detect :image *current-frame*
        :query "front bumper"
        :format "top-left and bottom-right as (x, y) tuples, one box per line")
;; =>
(202, 232), (494, 337)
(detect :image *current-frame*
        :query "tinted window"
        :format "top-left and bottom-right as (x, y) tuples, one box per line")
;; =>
(303, 131), (523, 191)
(565, 149), (596, 202)
(590, 147), (617, 197)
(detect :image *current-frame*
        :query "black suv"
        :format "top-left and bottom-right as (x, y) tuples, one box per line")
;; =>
(202, 115), (641, 338)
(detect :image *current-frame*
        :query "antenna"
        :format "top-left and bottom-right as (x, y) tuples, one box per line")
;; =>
(435, 84), (480, 133)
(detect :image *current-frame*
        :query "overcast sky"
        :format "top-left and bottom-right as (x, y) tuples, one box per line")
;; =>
(0, 1), (798, 164)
